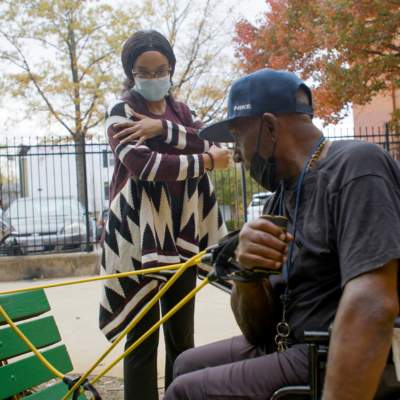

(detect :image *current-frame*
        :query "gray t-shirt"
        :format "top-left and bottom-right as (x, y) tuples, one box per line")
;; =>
(274, 140), (400, 342)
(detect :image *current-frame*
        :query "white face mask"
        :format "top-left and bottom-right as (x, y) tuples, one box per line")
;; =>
(134, 75), (171, 102)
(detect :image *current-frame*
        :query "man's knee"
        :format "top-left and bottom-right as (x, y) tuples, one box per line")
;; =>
(165, 371), (204, 400)
(173, 348), (196, 378)
(164, 376), (186, 400)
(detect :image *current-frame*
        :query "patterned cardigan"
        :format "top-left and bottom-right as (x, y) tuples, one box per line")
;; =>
(99, 93), (227, 341)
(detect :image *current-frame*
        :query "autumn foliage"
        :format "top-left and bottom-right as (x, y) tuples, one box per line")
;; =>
(235, 0), (400, 123)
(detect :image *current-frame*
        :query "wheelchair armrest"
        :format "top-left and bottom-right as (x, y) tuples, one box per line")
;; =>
(303, 316), (400, 345)
(303, 331), (330, 345)
(272, 321), (400, 400)
(270, 385), (312, 400)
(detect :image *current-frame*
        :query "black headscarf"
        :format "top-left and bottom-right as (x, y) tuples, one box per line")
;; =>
(121, 30), (176, 91)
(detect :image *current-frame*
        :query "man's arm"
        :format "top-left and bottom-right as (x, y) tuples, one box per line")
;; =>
(231, 218), (291, 346)
(231, 279), (278, 346)
(323, 260), (399, 400)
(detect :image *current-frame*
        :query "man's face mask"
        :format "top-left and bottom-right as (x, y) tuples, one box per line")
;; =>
(134, 75), (171, 102)
(249, 120), (280, 192)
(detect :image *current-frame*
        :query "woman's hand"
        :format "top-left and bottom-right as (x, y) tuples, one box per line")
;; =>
(113, 110), (163, 145)
(205, 145), (231, 170)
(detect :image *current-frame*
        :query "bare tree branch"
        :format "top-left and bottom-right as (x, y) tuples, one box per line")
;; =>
(82, 90), (101, 133)
(0, 53), (26, 70)
(0, 30), (74, 135)
(65, 18), (82, 134)
(19, 36), (63, 53)
(175, 0), (211, 89)
(86, 117), (104, 130)
(79, 50), (114, 82)
(76, 24), (107, 59)
(166, 0), (192, 47)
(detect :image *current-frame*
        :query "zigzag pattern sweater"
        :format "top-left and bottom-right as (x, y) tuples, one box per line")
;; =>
(100, 93), (227, 341)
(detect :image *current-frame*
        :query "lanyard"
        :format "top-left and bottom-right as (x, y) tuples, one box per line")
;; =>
(284, 134), (326, 282)
(274, 134), (326, 352)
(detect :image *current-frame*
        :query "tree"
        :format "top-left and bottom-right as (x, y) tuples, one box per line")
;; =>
(139, 0), (238, 123)
(0, 0), (138, 205)
(235, 0), (400, 124)
(0, 0), (237, 204)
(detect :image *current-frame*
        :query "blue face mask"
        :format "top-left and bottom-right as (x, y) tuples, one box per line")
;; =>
(134, 76), (171, 102)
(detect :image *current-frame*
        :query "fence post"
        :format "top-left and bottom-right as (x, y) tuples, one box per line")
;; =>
(80, 135), (91, 252)
(384, 123), (390, 152)
(240, 163), (248, 223)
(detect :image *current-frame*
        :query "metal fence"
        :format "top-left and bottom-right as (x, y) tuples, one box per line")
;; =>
(0, 124), (398, 256)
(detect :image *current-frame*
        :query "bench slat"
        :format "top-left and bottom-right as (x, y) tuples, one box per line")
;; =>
(0, 316), (61, 361)
(0, 344), (73, 399)
(0, 290), (50, 325)
(23, 380), (87, 399)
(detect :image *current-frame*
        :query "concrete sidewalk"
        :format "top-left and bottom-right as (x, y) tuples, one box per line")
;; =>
(0, 277), (241, 380)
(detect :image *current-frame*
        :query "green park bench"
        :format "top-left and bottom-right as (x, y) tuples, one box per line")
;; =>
(0, 289), (86, 399)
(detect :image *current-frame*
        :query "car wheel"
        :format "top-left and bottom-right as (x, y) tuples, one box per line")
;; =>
(7, 244), (25, 256)
(80, 243), (94, 252)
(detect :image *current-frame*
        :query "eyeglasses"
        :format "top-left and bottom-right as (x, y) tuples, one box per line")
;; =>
(132, 69), (171, 79)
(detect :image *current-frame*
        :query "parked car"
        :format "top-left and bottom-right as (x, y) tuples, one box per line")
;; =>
(96, 208), (109, 241)
(4, 197), (92, 253)
(246, 191), (274, 222)
(0, 214), (24, 255)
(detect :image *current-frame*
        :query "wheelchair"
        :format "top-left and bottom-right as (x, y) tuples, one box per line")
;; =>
(198, 271), (400, 399)
(200, 237), (400, 400)
(271, 319), (400, 400)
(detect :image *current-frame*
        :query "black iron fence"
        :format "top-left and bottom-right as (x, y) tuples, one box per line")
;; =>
(0, 125), (399, 256)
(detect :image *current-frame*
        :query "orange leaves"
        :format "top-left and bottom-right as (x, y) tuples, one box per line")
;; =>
(234, 0), (400, 124)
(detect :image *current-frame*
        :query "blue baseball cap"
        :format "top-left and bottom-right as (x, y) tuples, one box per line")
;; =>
(199, 68), (313, 142)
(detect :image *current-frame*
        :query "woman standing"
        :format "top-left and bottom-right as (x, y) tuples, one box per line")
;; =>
(99, 30), (230, 399)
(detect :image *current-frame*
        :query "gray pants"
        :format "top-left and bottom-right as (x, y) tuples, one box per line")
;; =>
(164, 335), (309, 400)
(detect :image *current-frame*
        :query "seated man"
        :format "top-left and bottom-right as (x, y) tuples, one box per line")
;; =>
(163, 69), (400, 400)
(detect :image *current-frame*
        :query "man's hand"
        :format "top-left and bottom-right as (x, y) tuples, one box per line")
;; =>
(113, 110), (163, 145)
(236, 217), (292, 271)
(231, 217), (290, 344)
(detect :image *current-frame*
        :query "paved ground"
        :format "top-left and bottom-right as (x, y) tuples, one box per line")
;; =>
(1, 276), (241, 398)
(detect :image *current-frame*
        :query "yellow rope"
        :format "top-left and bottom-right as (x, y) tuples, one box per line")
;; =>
(0, 251), (209, 399)
(61, 251), (205, 400)
(0, 263), (186, 296)
(0, 304), (65, 380)
(90, 277), (209, 386)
